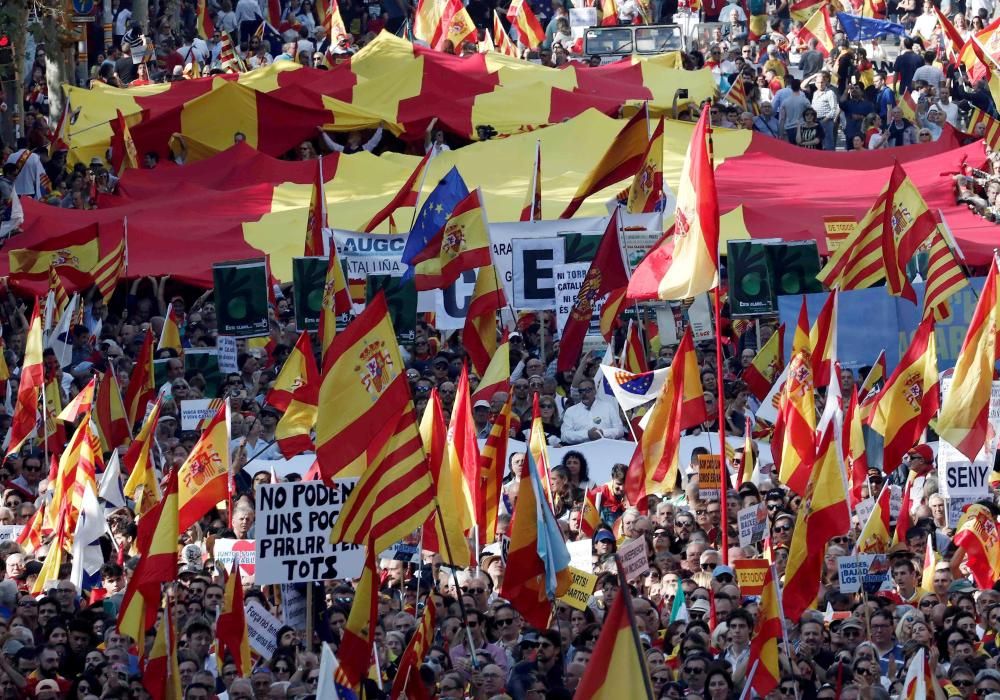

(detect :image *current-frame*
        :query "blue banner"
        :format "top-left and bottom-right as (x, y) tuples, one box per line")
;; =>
(777, 278), (987, 372)
(836, 12), (907, 40)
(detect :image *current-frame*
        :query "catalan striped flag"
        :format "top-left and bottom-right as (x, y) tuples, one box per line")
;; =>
(124, 328), (156, 429)
(921, 220), (968, 321)
(389, 599), (436, 700)
(177, 401), (230, 533)
(625, 328), (706, 508)
(626, 117), (664, 215)
(463, 265), (506, 377)
(143, 598), (181, 700)
(47, 266), (69, 322)
(92, 234), (126, 301)
(724, 78), (749, 113)
(478, 393), (513, 546)
(868, 317), (939, 474)
(742, 324), (785, 401)
(937, 255), (1000, 460)
(507, 0), (545, 48)
(7, 301), (43, 457)
(363, 154), (431, 233)
(775, 299), (815, 497)
(499, 438), (571, 629)
(619, 320), (649, 374)
(964, 106), (1000, 149)
(118, 466), (179, 646)
(217, 570), (252, 677)
(520, 140), (542, 222)
(747, 565), (782, 697)
(218, 32), (241, 72)
(321, 0), (349, 40)
(492, 10), (519, 56)
(419, 389), (472, 566)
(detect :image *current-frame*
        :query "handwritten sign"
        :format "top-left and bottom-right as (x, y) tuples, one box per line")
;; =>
(698, 454), (723, 501)
(214, 538), (255, 583)
(737, 504), (767, 548)
(558, 567), (598, 611)
(837, 554), (891, 594)
(244, 599), (283, 658)
(734, 559), (769, 596)
(619, 536), (649, 582)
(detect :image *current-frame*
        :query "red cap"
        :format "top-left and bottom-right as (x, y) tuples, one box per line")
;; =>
(907, 444), (934, 465)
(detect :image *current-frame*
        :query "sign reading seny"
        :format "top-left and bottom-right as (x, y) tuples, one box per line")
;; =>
(255, 481), (365, 585)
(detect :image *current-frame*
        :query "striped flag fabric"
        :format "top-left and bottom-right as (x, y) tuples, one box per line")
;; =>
(776, 299), (816, 496)
(742, 324), (785, 401)
(217, 570), (252, 676)
(321, 0), (349, 40)
(413, 0), (477, 51)
(389, 601), (436, 700)
(493, 10), (519, 57)
(478, 394), (514, 545)
(937, 255), (1000, 460)
(92, 235), (126, 301)
(843, 387), (868, 507)
(463, 264), (506, 376)
(319, 243), (351, 370)
(470, 336), (512, 405)
(723, 78), (749, 113)
(626, 117), (665, 215)
(267, 331), (315, 412)
(747, 566), (782, 697)
(935, 6), (965, 59)
(218, 32), (241, 72)
(95, 370), (131, 451)
(808, 291), (837, 388)
(507, 0), (545, 49)
(124, 328), (156, 429)
(143, 598), (181, 700)
(868, 316), (939, 474)
(176, 401), (230, 533)
(7, 301), (43, 457)
(921, 222), (968, 321)
(446, 366), (480, 551)
(47, 266), (69, 322)
(790, 0), (825, 22)
(619, 320), (649, 374)
(963, 105), (1000, 149)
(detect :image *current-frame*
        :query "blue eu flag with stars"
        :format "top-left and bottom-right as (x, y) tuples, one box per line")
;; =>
(400, 166), (469, 277)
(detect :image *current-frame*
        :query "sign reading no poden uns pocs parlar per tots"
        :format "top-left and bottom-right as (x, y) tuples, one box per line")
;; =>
(255, 481), (365, 585)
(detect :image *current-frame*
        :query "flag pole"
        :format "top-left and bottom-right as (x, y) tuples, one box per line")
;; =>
(408, 151), (437, 230)
(613, 553), (655, 700)
(432, 500), (481, 671)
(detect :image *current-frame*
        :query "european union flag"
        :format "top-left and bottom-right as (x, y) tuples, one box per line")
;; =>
(400, 167), (469, 275)
(836, 12), (907, 40)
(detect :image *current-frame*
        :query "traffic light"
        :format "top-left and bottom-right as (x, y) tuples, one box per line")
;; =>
(0, 34), (11, 65)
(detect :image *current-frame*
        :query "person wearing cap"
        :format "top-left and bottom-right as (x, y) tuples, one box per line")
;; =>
(560, 378), (625, 445)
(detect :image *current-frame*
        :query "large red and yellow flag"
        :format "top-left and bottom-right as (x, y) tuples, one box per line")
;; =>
(412, 188), (492, 291)
(118, 466), (179, 645)
(783, 403), (850, 621)
(176, 401), (229, 534)
(922, 221), (969, 321)
(747, 566), (782, 697)
(275, 334), (321, 459)
(937, 256), (1000, 460)
(499, 445), (571, 629)
(742, 324), (785, 401)
(776, 299), (816, 497)
(520, 140), (542, 222)
(953, 503), (1000, 588)
(95, 371), (131, 452)
(143, 598), (181, 700)
(799, 6), (835, 55)
(363, 154), (430, 233)
(625, 328), (706, 509)
(574, 576), (652, 699)
(124, 328), (156, 429)
(556, 213), (629, 372)
(463, 265), (506, 376)
(868, 317), (939, 474)
(561, 105), (650, 218)
(507, 0), (545, 49)
(7, 300), (43, 456)
(123, 397), (163, 517)
(390, 601), (437, 700)
(419, 389), (471, 566)
(216, 570), (252, 677)
(627, 108), (719, 301)
(414, 0), (476, 51)
(856, 483), (892, 553)
(479, 394), (513, 545)
(626, 117), (664, 215)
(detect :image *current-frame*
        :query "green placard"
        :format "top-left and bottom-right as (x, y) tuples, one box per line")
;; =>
(767, 242), (823, 297)
(184, 349), (222, 398)
(213, 259), (270, 338)
(727, 240), (775, 316)
(560, 233), (602, 264)
(292, 256), (328, 333)
(366, 275), (417, 345)
(153, 358), (170, 389)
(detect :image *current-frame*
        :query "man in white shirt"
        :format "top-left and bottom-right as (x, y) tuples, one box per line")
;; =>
(936, 86), (961, 126)
(3, 149), (48, 199)
(912, 0), (938, 43)
(560, 378), (625, 444)
(810, 71), (840, 151)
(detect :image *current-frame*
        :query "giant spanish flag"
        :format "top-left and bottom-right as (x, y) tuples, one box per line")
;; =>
(176, 401), (230, 533)
(868, 316), (939, 474)
(937, 256), (1000, 460)
(463, 264), (506, 376)
(123, 397), (163, 517)
(7, 301), (43, 456)
(118, 466), (179, 645)
(953, 503), (1000, 588)
(499, 444), (571, 629)
(411, 189), (492, 291)
(419, 389), (472, 566)
(216, 570), (252, 677)
(9, 224), (100, 288)
(782, 397), (850, 621)
(574, 576), (652, 699)
(627, 108), (719, 301)
(747, 565), (782, 697)
(776, 299), (815, 497)
(625, 328), (705, 509)
(626, 117), (664, 215)
(741, 324), (784, 401)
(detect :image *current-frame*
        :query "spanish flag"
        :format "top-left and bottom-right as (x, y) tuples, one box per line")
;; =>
(118, 466), (179, 645)
(305, 158), (328, 257)
(414, 0), (476, 51)
(216, 570), (252, 677)
(809, 291), (837, 388)
(339, 547), (378, 689)
(507, 0), (545, 49)
(46, 421), (89, 536)
(7, 300), (43, 456)
(868, 316), (939, 474)
(499, 444), (571, 629)
(450, 366), (481, 545)
(411, 188), (492, 292)
(95, 371), (131, 452)
(858, 349), (886, 405)
(921, 533), (937, 593)
(123, 397), (163, 517)
(42, 379), (66, 457)
(626, 118), (664, 215)
(195, 0), (215, 38)
(937, 255), (1000, 460)
(470, 336), (512, 405)
(419, 389), (472, 566)
(627, 108), (719, 301)
(479, 394), (514, 545)
(625, 328), (706, 509)
(158, 305), (183, 356)
(32, 505), (68, 595)
(463, 265), (506, 377)
(390, 600), (437, 700)
(747, 566), (782, 697)
(124, 328), (156, 429)
(742, 324), (784, 401)
(574, 575), (652, 700)
(921, 221), (968, 322)
(143, 598), (182, 700)
(776, 299), (815, 497)
(799, 6), (835, 55)
(115, 109), (139, 175)
(363, 154), (430, 233)
(275, 333), (320, 459)
(561, 105), (650, 219)
(790, 0), (824, 22)
(520, 140), (542, 222)
(176, 400), (230, 534)
(960, 16), (1000, 82)
(9, 223), (100, 285)
(319, 244), (351, 371)
(581, 488), (602, 537)
(844, 387), (868, 507)
(953, 503), (1000, 588)
(267, 331), (315, 412)
(782, 399), (850, 621)
(857, 483), (892, 553)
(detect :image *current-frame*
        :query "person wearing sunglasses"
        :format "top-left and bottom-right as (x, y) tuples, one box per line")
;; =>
(679, 652), (711, 695)
(771, 513), (795, 546)
(559, 378), (625, 445)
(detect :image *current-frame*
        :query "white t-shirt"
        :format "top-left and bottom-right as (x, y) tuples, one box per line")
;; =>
(4, 150), (47, 199)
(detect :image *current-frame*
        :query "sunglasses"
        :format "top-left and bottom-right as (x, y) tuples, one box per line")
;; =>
(773, 525), (791, 532)
(701, 563), (717, 571)
(495, 618), (514, 626)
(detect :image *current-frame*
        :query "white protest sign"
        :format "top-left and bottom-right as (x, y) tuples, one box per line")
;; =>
(244, 455), (316, 479)
(282, 584), (308, 629)
(434, 270), (479, 331)
(180, 399), (217, 431)
(244, 599), (283, 658)
(938, 379), (1000, 498)
(512, 238), (564, 310)
(854, 498), (875, 527)
(567, 538), (593, 573)
(889, 485), (903, 521)
(0, 525), (24, 543)
(947, 496), (979, 528)
(255, 481), (366, 585)
(555, 263), (600, 336)
(737, 503), (767, 548)
(379, 541), (422, 563)
(837, 554), (892, 594)
(217, 336), (238, 374)
(687, 294), (714, 341)
(213, 538), (256, 583)
(619, 536), (649, 582)
(331, 230), (408, 277)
